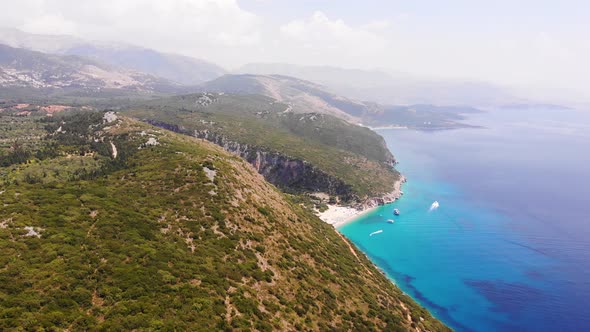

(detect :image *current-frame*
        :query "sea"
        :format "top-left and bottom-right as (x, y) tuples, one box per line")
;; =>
(339, 107), (590, 331)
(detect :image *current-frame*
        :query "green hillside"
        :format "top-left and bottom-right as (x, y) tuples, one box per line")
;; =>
(0, 110), (449, 331)
(126, 93), (400, 201)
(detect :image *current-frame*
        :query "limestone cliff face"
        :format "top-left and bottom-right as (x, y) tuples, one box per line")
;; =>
(193, 129), (357, 200)
(144, 120), (357, 201)
(145, 120), (403, 206)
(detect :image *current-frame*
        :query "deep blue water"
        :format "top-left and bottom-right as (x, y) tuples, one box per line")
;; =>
(339, 108), (590, 331)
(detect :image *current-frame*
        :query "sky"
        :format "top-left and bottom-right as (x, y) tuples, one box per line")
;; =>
(0, 0), (589, 102)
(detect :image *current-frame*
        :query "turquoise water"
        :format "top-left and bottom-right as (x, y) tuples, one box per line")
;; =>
(339, 108), (590, 331)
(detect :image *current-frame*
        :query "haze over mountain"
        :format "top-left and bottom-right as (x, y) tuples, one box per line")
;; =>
(0, 44), (180, 94)
(200, 73), (483, 129)
(0, 28), (567, 109)
(0, 39), (479, 129)
(0, 28), (226, 85)
(2, 27), (515, 107)
(1, 1), (589, 103)
(236, 63), (523, 107)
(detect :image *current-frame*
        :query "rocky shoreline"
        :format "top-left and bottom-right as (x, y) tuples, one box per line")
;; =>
(356, 175), (406, 210)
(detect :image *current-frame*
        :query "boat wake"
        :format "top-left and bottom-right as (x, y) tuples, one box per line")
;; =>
(369, 230), (383, 237)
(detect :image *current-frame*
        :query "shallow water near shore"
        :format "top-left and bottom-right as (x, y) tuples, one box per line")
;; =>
(339, 108), (590, 331)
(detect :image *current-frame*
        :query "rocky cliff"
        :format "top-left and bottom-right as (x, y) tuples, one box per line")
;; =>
(145, 120), (354, 198)
(143, 120), (404, 205)
(198, 129), (405, 210)
(193, 129), (357, 201)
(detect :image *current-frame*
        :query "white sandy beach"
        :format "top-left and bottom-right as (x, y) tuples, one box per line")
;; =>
(317, 205), (371, 228)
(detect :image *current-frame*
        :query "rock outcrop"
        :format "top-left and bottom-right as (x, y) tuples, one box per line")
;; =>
(356, 176), (406, 210)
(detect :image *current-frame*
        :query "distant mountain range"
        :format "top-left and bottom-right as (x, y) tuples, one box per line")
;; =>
(0, 28), (226, 85)
(0, 44), (179, 93)
(0, 28), (526, 107)
(0, 42), (480, 129)
(199, 74), (481, 129)
(236, 63), (525, 107)
(1, 28), (565, 129)
(199, 74), (367, 123)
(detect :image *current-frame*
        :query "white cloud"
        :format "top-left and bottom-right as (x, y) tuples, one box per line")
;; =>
(1, 0), (261, 60)
(277, 11), (389, 66)
(362, 20), (391, 31)
(21, 13), (77, 35)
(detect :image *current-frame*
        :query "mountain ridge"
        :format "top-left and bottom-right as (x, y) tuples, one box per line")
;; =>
(236, 62), (522, 107)
(0, 43), (181, 93)
(199, 74), (362, 122)
(0, 28), (226, 85)
(199, 74), (481, 129)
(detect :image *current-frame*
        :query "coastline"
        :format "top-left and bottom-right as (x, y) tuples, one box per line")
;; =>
(317, 173), (454, 330)
(318, 175), (406, 228)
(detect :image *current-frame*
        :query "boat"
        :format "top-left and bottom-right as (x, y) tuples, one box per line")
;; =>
(393, 208), (400, 215)
(387, 219), (395, 224)
(369, 230), (383, 237)
(430, 201), (440, 211)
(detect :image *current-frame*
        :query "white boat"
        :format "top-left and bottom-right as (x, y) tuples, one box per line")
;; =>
(429, 201), (440, 211)
(369, 230), (383, 236)
(393, 208), (400, 215)
(387, 219), (395, 224)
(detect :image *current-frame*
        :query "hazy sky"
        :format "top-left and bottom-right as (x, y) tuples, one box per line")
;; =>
(1, 0), (589, 102)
